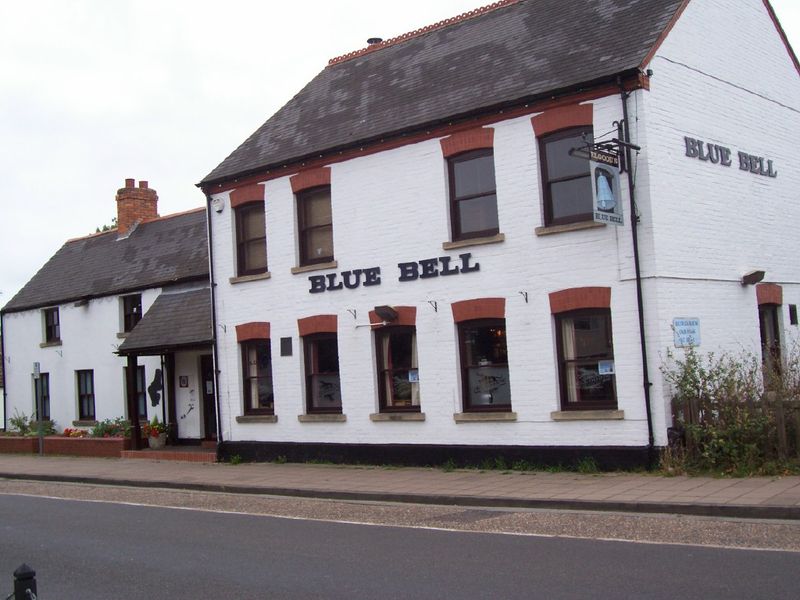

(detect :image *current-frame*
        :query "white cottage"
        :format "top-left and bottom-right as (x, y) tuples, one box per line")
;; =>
(199, 0), (799, 467)
(1, 180), (215, 444)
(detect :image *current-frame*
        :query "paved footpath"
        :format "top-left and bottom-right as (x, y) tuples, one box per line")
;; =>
(1, 454), (799, 520)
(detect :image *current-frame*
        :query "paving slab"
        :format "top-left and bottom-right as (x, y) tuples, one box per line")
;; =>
(0, 454), (798, 520)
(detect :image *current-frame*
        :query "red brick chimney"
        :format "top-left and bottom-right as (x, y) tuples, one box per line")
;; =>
(116, 178), (158, 236)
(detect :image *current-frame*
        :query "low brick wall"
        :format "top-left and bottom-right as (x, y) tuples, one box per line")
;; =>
(44, 436), (131, 457)
(0, 436), (39, 454)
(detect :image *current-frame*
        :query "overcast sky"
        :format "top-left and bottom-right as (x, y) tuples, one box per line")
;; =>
(1, 0), (799, 307)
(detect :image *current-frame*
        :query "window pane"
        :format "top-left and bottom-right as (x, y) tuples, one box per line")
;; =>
(462, 323), (508, 367)
(242, 208), (266, 240)
(572, 315), (610, 358)
(467, 365), (510, 406)
(550, 177), (592, 221)
(304, 226), (333, 261)
(453, 154), (496, 197)
(545, 132), (592, 180)
(315, 337), (339, 373)
(303, 189), (332, 227)
(458, 194), (498, 235)
(310, 375), (341, 408)
(244, 240), (268, 271)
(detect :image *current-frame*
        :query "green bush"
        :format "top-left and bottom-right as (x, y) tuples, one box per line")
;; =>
(662, 345), (800, 475)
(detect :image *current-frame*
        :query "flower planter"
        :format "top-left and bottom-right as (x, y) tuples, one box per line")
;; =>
(0, 436), (39, 454)
(43, 436), (132, 458)
(148, 433), (167, 450)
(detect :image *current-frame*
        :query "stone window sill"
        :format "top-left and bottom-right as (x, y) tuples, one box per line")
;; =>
(298, 413), (346, 423)
(370, 412), (426, 422)
(72, 420), (98, 427)
(291, 261), (337, 275)
(550, 409), (624, 421)
(236, 414), (278, 424)
(442, 233), (505, 251)
(535, 221), (605, 236)
(230, 271), (271, 285)
(39, 340), (62, 348)
(454, 411), (517, 423)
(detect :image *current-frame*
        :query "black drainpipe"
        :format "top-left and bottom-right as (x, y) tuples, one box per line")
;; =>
(618, 77), (656, 465)
(204, 193), (224, 448)
(1, 312), (7, 430)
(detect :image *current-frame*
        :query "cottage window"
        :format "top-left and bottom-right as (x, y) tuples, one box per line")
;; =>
(304, 333), (341, 413)
(556, 309), (617, 409)
(375, 327), (420, 412)
(540, 127), (594, 225)
(122, 294), (142, 333)
(43, 307), (60, 343)
(76, 369), (95, 420)
(235, 203), (268, 276)
(35, 373), (50, 421)
(458, 319), (511, 411)
(242, 340), (274, 414)
(448, 149), (499, 241)
(297, 186), (334, 266)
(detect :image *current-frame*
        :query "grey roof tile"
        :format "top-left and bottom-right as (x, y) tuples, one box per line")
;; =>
(202, 0), (682, 184)
(2, 209), (209, 314)
(118, 288), (212, 354)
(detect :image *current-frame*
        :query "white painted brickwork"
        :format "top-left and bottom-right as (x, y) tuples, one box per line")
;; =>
(209, 0), (800, 450)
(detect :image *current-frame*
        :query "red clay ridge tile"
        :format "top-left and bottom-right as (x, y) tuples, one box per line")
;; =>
(327, 0), (520, 66)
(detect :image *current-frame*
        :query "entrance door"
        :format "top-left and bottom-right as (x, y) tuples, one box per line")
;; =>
(759, 304), (781, 379)
(200, 355), (217, 440)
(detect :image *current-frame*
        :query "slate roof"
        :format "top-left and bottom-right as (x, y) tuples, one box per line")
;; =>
(202, 0), (683, 185)
(2, 209), (208, 314)
(117, 288), (213, 355)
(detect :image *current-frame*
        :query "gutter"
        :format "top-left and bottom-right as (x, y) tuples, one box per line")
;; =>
(618, 77), (656, 464)
(204, 193), (224, 446)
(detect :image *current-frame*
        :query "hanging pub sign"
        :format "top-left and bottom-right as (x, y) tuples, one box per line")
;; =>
(591, 149), (623, 226)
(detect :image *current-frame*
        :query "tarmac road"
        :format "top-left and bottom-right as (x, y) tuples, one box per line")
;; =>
(1, 480), (799, 599)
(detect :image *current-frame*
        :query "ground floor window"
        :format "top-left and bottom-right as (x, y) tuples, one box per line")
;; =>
(123, 366), (147, 421)
(458, 319), (510, 411)
(376, 327), (420, 411)
(242, 340), (274, 414)
(304, 333), (341, 413)
(556, 309), (617, 409)
(35, 373), (50, 420)
(76, 369), (95, 420)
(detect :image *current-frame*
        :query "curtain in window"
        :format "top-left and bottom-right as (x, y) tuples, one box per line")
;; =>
(561, 317), (578, 404)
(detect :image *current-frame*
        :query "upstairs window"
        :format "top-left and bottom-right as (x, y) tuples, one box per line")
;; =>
(540, 127), (594, 226)
(242, 340), (274, 415)
(375, 327), (420, 412)
(297, 186), (334, 266)
(43, 307), (60, 343)
(304, 333), (341, 413)
(122, 294), (142, 333)
(448, 149), (499, 241)
(556, 309), (617, 410)
(235, 203), (268, 276)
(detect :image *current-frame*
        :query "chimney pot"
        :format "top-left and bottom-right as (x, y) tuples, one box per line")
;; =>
(139, 181), (148, 189)
(125, 178), (135, 188)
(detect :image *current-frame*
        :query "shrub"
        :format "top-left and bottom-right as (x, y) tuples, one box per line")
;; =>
(9, 410), (31, 435)
(662, 345), (800, 475)
(90, 418), (131, 438)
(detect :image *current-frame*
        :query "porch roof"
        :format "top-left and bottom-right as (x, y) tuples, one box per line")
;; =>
(118, 288), (213, 356)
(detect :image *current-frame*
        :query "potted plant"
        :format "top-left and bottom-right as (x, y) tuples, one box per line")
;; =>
(142, 417), (168, 449)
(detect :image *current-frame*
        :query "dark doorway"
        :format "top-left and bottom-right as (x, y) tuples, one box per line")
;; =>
(758, 304), (781, 379)
(200, 355), (217, 440)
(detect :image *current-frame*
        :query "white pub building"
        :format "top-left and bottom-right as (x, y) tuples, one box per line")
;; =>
(170, 0), (800, 465)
